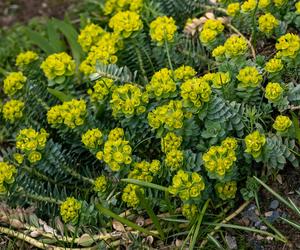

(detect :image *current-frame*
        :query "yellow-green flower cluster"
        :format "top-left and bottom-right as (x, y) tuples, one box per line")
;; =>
(15, 51), (38, 68)
(79, 33), (119, 75)
(122, 184), (143, 207)
(202, 138), (238, 178)
(224, 35), (248, 58)
(212, 45), (226, 59)
(211, 72), (231, 89)
(98, 128), (132, 171)
(3, 72), (27, 97)
(2, 100), (24, 123)
(258, 0), (270, 9)
(227, 3), (240, 16)
(182, 204), (198, 219)
(82, 129), (103, 149)
(258, 13), (279, 34)
(296, 1), (300, 14)
(104, 0), (143, 15)
(78, 23), (106, 52)
(265, 58), (283, 73)
(169, 170), (205, 201)
(174, 65), (196, 81)
(180, 78), (212, 109)
(148, 100), (184, 130)
(161, 132), (184, 171)
(276, 33), (300, 59)
(265, 82), (283, 102)
(47, 99), (86, 129)
(273, 115), (292, 132)
(146, 68), (176, 99)
(88, 78), (115, 102)
(14, 153), (24, 164)
(110, 83), (148, 117)
(109, 11), (143, 38)
(215, 181), (237, 200)
(200, 19), (224, 45)
(273, 0), (287, 7)
(237, 66), (262, 88)
(244, 130), (266, 158)
(60, 197), (81, 223)
(128, 160), (160, 182)
(150, 16), (177, 45)
(241, 0), (257, 13)
(40, 52), (76, 81)
(16, 128), (49, 163)
(0, 162), (17, 193)
(94, 175), (107, 192)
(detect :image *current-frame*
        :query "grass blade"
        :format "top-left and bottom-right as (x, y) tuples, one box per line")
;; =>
(96, 204), (158, 237)
(280, 217), (300, 231)
(137, 191), (165, 239)
(121, 178), (168, 192)
(26, 29), (55, 54)
(47, 88), (74, 102)
(47, 19), (65, 52)
(207, 234), (225, 250)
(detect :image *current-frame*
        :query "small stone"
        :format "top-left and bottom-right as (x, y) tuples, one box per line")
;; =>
(264, 211), (273, 217)
(260, 225), (267, 230)
(269, 200), (279, 210)
(225, 235), (237, 250)
(240, 217), (250, 226)
(266, 211), (280, 222)
(256, 235), (265, 241)
(254, 221), (261, 228)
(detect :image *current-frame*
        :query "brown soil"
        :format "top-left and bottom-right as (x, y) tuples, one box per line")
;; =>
(0, 0), (77, 27)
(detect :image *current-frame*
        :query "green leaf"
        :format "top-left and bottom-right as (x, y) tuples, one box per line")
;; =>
(52, 19), (83, 66)
(47, 88), (73, 102)
(121, 178), (168, 192)
(26, 29), (56, 54)
(96, 204), (159, 237)
(136, 191), (165, 239)
(290, 111), (300, 144)
(47, 19), (65, 52)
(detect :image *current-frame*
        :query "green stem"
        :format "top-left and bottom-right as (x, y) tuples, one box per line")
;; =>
(63, 165), (94, 185)
(19, 187), (62, 204)
(251, 2), (259, 47)
(22, 165), (57, 184)
(164, 38), (173, 71)
(121, 178), (169, 192)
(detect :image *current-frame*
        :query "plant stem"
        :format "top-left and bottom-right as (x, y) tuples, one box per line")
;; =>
(164, 38), (173, 71)
(226, 23), (256, 59)
(18, 187), (62, 204)
(121, 178), (168, 192)
(200, 200), (250, 248)
(63, 165), (94, 185)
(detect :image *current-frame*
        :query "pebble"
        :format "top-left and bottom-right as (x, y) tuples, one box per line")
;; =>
(264, 211), (273, 217)
(225, 235), (237, 250)
(266, 211), (280, 222)
(269, 200), (279, 210)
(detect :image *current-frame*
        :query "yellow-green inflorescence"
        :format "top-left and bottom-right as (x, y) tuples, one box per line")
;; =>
(227, 3), (240, 17)
(265, 58), (283, 73)
(128, 160), (160, 182)
(182, 204), (198, 219)
(203, 137), (238, 179)
(169, 170), (205, 201)
(148, 100), (184, 130)
(273, 115), (292, 132)
(296, 1), (300, 14)
(237, 66), (263, 88)
(88, 78), (115, 102)
(110, 83), (148, 117)
(162, 132), (184, 171)
(47, 99), (87, 129)
(180, 77), (212, 110)
(94, 175), (107, 193)
(146, 68), (176, 99)
(200, 19), (224, 45)
(258, 13), (279, 34)
(40, 52), (76, 81)
(215, 181), (237, 200)
(122, 183), (143, 207)
(150, 16), (177, 45)
(273, 0), (287, 8)
(82, 128), (103, 150)
(15, 51), (38, 68)
(3, 72), (27, 97)
(212, 45), (226, 59)
(78, 23), (106, 52)
(104, 0), (143, 15)
(265, 82), (284, 102)
(224, 35), (248, 58)
(258, 0), (271, 9)
(244, 130), (266, 158)
(16, 128), (49, 163)
(241, 0), (257, 13)
(174, 65), (196, 81)
(211, 72), (231, 89)
(0, 162), (17, 193)
(109, 11), (143, 38)
(60, 197), (81, 223)
(2, 100), (24, 123)
(98, 128), (132, 171)
(276, 33), (300, 59)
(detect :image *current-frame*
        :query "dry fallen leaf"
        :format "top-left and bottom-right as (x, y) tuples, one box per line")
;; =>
(112, 220), (126, 232)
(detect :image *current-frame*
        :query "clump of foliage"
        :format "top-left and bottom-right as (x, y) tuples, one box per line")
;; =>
(0, 0), (300, 248)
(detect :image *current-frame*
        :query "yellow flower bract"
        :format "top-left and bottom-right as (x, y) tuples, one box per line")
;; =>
(60, 197), (81, 223)
(2, 100), (24, 123)
(150, 16), (177, 45)
(273, 115), (292, 132)
(16, 51), (38, 68)
(3, 72), (27, 97)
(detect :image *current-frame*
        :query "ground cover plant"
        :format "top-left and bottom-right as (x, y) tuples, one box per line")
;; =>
(0, 0), (300, 249)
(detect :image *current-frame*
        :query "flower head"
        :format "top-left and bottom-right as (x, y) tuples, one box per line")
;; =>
(2, 100), (24, 123)
(273, 115), (292, 132)
(258, 13), (279, 34)
(0, 162), (17, 193)
(224, 35), (248, 58)
(16, 51), (38, 68)
(215, 181), (237, 200)
(3, 72), (27, 97)
(237, 66), (262, 88)
(265, 58), (283, 73)
(94, 176), (107, 192)
(227, 3), (240, 16)
(265, 82), (283, 102)
(78, 23), (106, 52)
(82, 129), (103, 149)
(60, 197), (81, 223)
(150, 16), (177, 45)
(244, 130), (266, 158)
(276, 33), (300, 59)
